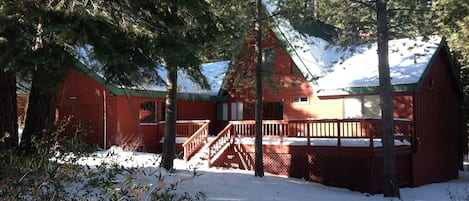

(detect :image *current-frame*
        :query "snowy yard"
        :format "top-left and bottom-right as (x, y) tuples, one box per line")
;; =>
(68, 147), (469, 201)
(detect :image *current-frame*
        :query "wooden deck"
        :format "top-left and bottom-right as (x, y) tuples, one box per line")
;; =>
(163, 118), (414, 193)
(206, 119), (413, 165)
(206, 119), (414, 193)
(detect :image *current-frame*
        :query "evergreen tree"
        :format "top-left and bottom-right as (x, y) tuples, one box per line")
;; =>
(0, 0), (157, 151)
(106, 0), (221, 170)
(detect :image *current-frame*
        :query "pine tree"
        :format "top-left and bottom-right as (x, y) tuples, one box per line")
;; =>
(1, 0), (158, 151)
(106, 0), (221, 170)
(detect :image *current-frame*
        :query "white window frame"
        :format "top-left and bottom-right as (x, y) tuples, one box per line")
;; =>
(293, 96), (309, 104)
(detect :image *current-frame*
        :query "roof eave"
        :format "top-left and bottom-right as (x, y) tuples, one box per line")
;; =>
(75, 62), (219, 101)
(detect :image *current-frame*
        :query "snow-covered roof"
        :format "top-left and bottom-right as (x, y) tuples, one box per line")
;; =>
(79, 60), (230, 98)
(141, 60), (230, 96)
(316, 37), (441, 96)
(264, 1), (443, 96)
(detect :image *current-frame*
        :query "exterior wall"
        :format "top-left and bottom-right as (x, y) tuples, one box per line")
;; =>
(227, 30), (317, 119)
(56, 69), (109, 148)
(225, 30), (339, 121)
(223, 30), (416, 122)
(412, 51), (461, 186)
(57, 69), (218, 152)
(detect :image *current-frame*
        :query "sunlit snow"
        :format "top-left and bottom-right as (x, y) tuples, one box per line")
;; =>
(68, 146), (469, 201)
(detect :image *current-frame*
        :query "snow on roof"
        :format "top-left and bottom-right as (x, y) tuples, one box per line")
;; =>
(316, 37), (441, 96)
(141, 60), (230, 95)
(264, 1), (442, 96)
(87, 60), (230, 96)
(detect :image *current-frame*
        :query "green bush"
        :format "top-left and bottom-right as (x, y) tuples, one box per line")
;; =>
(0, 116), (206, 201)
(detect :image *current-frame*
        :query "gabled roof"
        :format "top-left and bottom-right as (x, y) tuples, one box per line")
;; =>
(315, 37), (443, 96)
(263, 1), (456, 96)
(75, 61), (230, 101)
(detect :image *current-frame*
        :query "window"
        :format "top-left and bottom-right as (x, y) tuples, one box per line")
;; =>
(293, 96), (309, 104)
(139, 101), (156, 123)
(217, 103), (229, 121)
(263, 102), (284, 120)
(262, 48), (275, 74)
(343, 97), (362, 118)
(362, 95), (381, 118)
(343, 95), (381, 119)
(161, 102), (166, 121)
(231, 102), (243, 120)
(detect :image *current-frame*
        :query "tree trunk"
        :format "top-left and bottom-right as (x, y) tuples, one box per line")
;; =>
(377, 0), (400, 198)
(254, 0), (264, 177)
(21, 70), (57, 151)
(0, 70), (18, 150)
(161, 64), (177, 171)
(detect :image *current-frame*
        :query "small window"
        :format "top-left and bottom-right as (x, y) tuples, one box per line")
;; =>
(262, 48), (275, 74)
(139, 101), (156, 123)
(293, 97), (309, 104)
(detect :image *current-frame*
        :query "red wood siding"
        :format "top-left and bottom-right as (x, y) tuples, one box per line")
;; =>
(226, 30), (325, 120)
(412, 51), (461, 186)
(225, 30), (416, 121)
(393, 93), (414, 120)
(56, 69), (109, 147)
(57, 69), (218, 152)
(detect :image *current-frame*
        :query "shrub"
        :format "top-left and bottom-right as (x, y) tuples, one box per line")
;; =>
(0, 116), (206, 201)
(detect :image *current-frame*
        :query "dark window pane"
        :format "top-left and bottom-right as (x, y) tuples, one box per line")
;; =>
(139, 101), (156, 123)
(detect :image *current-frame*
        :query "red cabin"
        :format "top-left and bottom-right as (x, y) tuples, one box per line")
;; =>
(55, 5), (464, 193)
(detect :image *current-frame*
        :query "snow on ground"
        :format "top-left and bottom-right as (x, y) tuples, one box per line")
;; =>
(73, 146), (469, 201)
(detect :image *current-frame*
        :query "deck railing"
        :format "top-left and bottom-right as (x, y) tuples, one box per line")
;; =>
(207, 123), (234, 167)
(159, 120), (210, 137)
(182, 121), (210, 161)
(230, 119), (413, 147)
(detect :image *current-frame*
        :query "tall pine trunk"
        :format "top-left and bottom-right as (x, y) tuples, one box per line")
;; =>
(161, 65), (177, 171)
(21, 70), (57, 151)
(0, 70), (18, 150)
(254, 0), (264, 177)
(377, 0), (400, 198)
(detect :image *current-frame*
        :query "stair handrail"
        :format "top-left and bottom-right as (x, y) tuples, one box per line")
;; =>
(207, 122), (234, 167)
(182, 120), (210, 162)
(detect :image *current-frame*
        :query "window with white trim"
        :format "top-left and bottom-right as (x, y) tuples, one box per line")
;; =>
(293, 96), (309, 104)
(139, 101), (156, 123)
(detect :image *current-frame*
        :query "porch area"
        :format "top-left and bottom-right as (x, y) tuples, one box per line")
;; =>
(165, 118), (414, 193)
